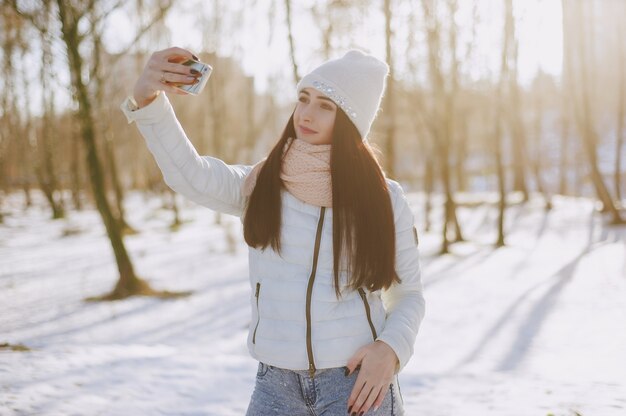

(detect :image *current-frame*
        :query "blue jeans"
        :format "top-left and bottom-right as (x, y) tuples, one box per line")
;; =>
(246, 362), (404, 415)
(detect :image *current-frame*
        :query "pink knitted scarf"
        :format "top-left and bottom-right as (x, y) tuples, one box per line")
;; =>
(242, 137), (332, 207)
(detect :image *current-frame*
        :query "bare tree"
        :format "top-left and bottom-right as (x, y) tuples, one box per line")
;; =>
(421, 0), (464, 254)
(562, 0), (624, 224)
(198, 3), (228, 226)
(503, 0), (530, 204)
(404, 4), (434, 234)
(558, 81), (571, 196)
(69, 116), (84, 210)
(491, 0), (515, 247)
(614, 9), (625, 203)
(284, 0), (300, 84)
(0, 7), (22, 220)
(443, 0), (464, 246)
(312, 1), (333, 59)
(55, 0), (152, 299)
(1, 5), (33, 209)
(11, 0), (190, 299)
(382, 0), (396, 178)
(452, 1), (478, 194)
(34, 1), (65, 219)
(84, 2), (135, 234)
(530, 71), (553, 210)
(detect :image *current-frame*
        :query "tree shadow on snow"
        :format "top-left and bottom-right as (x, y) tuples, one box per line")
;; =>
(451, 207), (622, 372)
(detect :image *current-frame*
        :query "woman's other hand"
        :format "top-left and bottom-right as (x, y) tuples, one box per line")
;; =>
(345, 340), (399, 415)
(132, 46), (202, 108)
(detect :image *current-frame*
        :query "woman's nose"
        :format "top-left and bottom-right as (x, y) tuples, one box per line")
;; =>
(301, 105), (314, 121)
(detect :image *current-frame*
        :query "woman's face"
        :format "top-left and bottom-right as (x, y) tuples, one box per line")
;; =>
(293, 87), (337, 145)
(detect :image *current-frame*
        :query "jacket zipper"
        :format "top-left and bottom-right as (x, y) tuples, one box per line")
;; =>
(306, 206), (326, 379)
(252, 282), (261, 344)
(358, 288), (378, 340)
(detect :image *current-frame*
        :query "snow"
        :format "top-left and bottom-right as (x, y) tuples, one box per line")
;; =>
(1, 190), (625, 415)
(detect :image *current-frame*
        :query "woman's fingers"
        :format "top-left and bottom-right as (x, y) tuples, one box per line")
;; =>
(133, 47), (199, 105)
(371, 386), (388, 411)
(360, 384), (384, 414)
(350, 383), (386, 414)
(345, 343), (397, 414)
(158, 71), (199, 85)
(155, 46), (196, 62)
(348, 368), (392, 413)
(349, 380), (374, 414)
(163, 84), (190, 95)
(152, 48), (201, 88)
(162, 61), (200, 77)
(148, 52), (199, 82)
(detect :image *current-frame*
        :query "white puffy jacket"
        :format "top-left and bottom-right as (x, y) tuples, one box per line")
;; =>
(122, 91), (425, 375)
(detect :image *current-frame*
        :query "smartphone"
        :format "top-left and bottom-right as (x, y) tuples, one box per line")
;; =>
(172, 59), (212, 95)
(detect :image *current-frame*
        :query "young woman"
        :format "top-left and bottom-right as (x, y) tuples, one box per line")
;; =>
(121, 47), (425, 416)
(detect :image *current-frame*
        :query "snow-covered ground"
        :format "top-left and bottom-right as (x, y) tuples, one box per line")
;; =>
(1, 189), (625, 416)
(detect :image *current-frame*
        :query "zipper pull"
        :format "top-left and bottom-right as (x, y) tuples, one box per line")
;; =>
(309, 363), (316, 379)
(255, 282), (260, 297)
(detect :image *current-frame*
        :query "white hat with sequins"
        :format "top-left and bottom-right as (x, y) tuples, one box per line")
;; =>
(296, 49), (390, 140)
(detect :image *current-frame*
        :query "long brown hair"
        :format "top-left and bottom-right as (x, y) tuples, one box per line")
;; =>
(242, 107), (401, 299)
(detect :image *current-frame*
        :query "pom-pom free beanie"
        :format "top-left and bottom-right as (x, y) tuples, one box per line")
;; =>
(296, 49), (390, 140)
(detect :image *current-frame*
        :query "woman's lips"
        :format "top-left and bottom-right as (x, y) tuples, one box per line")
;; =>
(299, 125), (318, 134)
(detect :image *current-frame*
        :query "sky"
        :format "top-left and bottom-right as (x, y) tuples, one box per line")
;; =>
(13, 0), (564, 117)
(105, 0), (563, 101)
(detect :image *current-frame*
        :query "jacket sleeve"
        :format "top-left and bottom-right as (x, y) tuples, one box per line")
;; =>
(120, 91), (253, 217)
(376, 181), (426, 374)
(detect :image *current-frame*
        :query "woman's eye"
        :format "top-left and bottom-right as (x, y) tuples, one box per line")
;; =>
(298, 97), (333, 111)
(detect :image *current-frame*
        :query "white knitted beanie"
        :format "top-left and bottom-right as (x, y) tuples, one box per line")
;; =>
(296, 49), (390, 140)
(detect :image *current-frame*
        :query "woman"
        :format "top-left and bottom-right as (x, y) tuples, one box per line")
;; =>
(121, 47), (425, 416)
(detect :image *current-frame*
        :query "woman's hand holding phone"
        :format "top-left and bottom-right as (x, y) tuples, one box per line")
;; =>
(132, 47), (209, 108)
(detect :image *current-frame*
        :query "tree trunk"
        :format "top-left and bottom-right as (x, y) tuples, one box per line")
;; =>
(421, 0), (464, 253)
(284, 0), (300, 84)
(424, 159), (434, 233)
(559, 92), (570, 196)
(494, 100), (506, 248)
(56, 0), (149, 299)
(454, 116), (469, 192)
(2, 8), (32, 209)
(88, 7), (133, 235)
(103, 133), (134, 234)
(563, 0), (623, 223)
(615, 21), (625, 203)
(206, 56), (223, 227)
(445, 0), (463, 243)
(506, 26), (529, 203)
(244, 77), (255, 163)
(531, 82), (552, 210)
(383, 0), (396, 178)
(70, 119), (83, 210)
(17, 75), (32, 212)
(493, 0), (516, 248)
(36, 17), (65, 219)
(169, 189), (182, 230)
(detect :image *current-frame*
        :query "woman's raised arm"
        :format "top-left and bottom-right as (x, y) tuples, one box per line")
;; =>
(121, 47), (253, 217)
